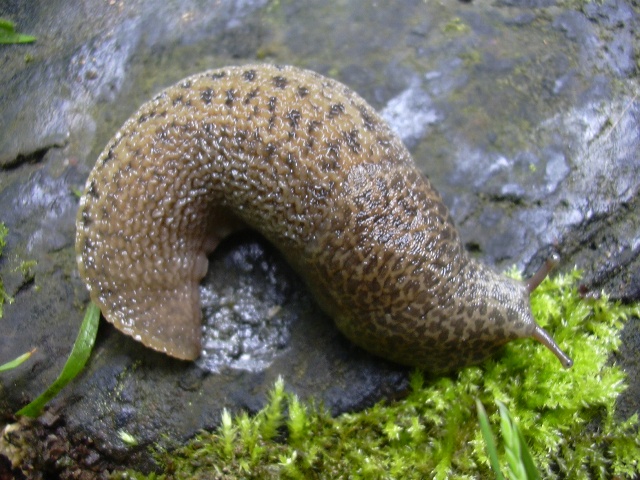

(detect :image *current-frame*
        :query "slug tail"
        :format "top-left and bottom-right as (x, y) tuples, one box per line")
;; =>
(101, 283), (203, 361)
(531, 324), (573, 368)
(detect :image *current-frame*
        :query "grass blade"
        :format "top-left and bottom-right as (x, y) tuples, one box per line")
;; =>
(476, 399), (505, 480)
(515, 419), (541, 480)
(16, 302), (100, 417)
(0, 18), (36, 44)
(497, 401), (541, 480)
(0, 348), (35, 372)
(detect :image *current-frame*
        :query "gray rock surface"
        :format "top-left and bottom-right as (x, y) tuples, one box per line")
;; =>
(0, 0), (638, 475)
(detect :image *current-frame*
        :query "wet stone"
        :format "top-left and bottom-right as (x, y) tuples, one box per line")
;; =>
(0, 0), (638, 475)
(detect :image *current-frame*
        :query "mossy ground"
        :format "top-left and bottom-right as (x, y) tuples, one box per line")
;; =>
(116, 270), (640, 479)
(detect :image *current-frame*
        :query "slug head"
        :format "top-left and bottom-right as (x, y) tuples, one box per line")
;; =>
(442, 254), (573, 372)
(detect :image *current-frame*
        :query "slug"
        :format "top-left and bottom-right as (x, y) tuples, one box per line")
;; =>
(76, 64), (572, 373)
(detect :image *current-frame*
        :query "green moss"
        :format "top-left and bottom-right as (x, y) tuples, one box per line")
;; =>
(17, 259), (37, 283)
(460, 49), (482, 67)
(117, 270), (640, 479)
(0, 222), (7, 251)
(0, 224), (39, 312)
(442, 17), (470, 35)
(0, 222), (14, 317)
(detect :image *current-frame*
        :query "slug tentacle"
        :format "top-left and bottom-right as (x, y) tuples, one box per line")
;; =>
(76, 64), (571, 372)
(531, 325), (573, 369)
(526, 253), (561, 293)
(524, 253), (572, 368)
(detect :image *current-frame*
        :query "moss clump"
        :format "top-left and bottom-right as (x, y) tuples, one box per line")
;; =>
(17, 259), (37, 283)
(442, 17), (470, 35)
(118, 270), (639, 479)
(0, 222), (14, 317)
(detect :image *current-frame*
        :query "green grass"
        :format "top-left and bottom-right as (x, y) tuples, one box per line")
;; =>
(116, 269), (640, 479)
(0, 222), (100, 412)
(477, 399), (541, 480)
(16, 302), (100, 417)
(0, 18), (36, 44)
(0, 349), (36, 373)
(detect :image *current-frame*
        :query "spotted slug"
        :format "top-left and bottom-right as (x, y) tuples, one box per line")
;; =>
(76, 64), (572, 373)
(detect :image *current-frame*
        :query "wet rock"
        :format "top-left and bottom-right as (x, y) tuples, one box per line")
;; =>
(498, 0), (556, 6)
(502, 12), (537, 26)
(583, 0), (638, 77)
(0, 0), (638, 475)
(553, 3), (638, 78)
(381, 78), (440, 149)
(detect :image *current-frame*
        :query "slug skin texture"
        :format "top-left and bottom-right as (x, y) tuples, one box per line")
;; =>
(76, 65), (571, 372)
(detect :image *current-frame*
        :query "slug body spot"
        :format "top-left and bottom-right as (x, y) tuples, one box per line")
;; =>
(76, 64), (570, 371)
